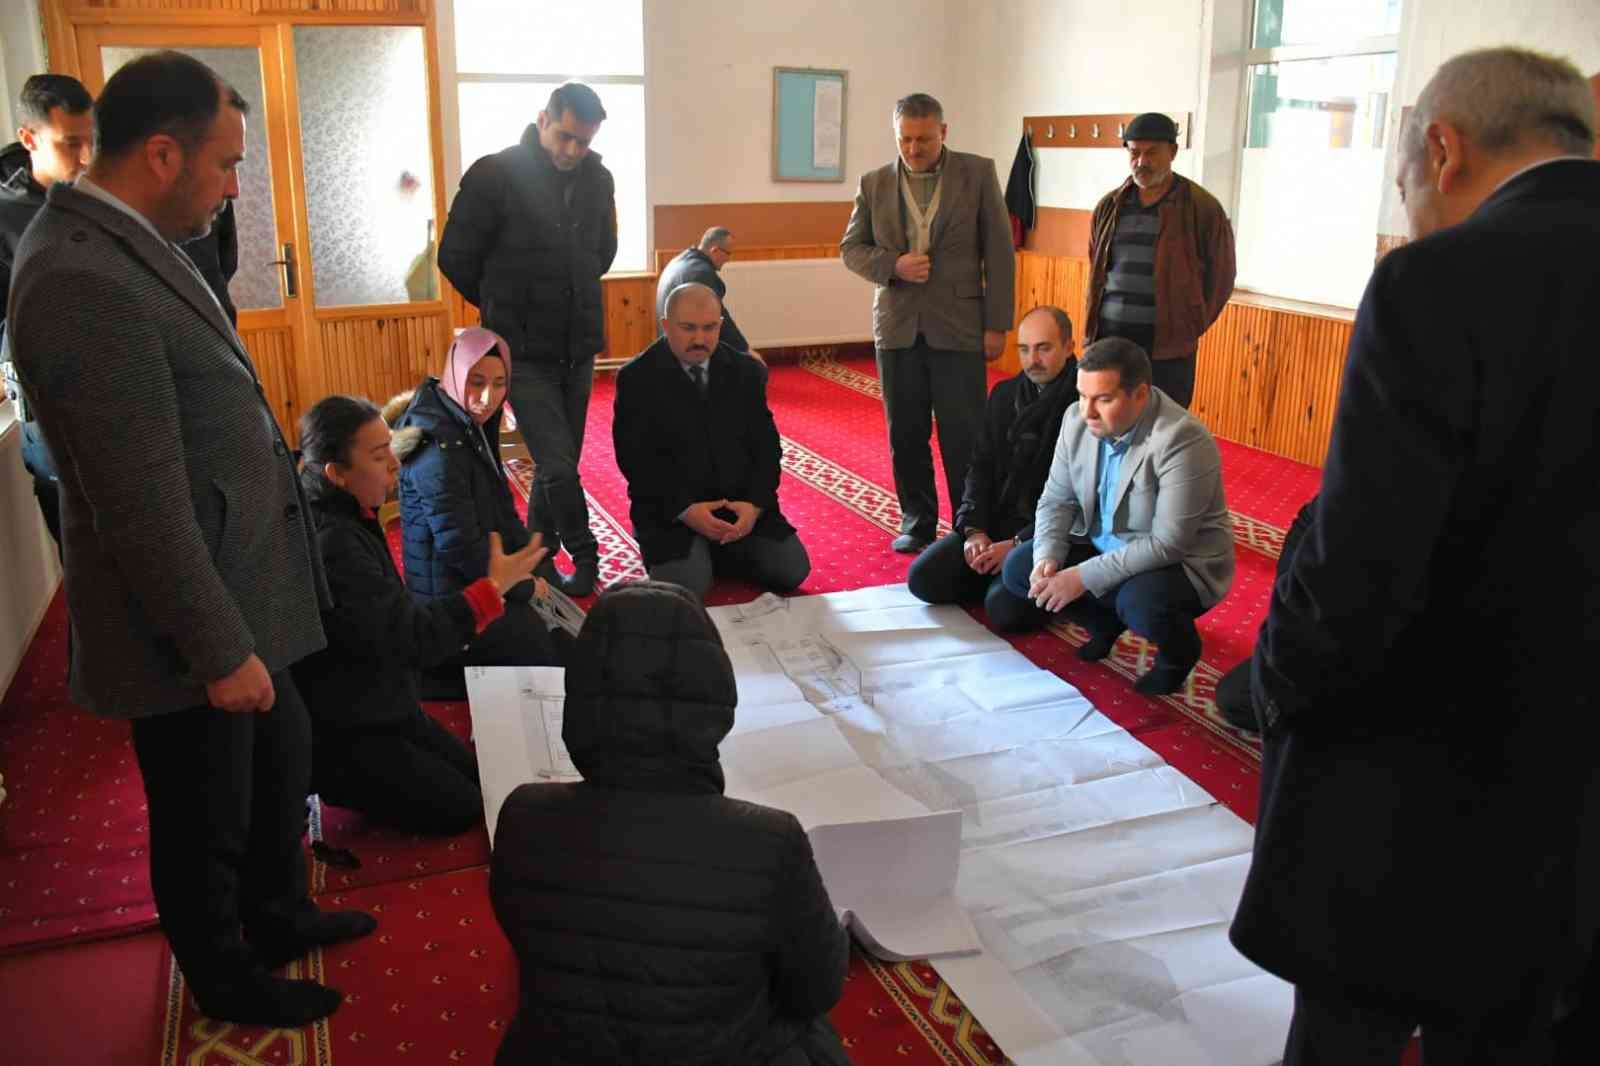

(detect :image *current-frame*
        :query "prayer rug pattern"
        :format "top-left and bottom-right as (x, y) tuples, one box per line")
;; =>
(157, 867), (1012, 1066)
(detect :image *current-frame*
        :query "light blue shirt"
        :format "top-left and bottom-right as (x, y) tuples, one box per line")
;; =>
(1091, 433), (1132, 554)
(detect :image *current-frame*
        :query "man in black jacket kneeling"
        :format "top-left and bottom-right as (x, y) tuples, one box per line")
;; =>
(907, 304), (1076, 630)
(613, 282), (809, 601)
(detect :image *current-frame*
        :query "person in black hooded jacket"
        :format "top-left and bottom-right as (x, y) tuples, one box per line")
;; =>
(908, 305), (1076, 630)
(490, 581), (851, 1066)
(391, 328), (562, 695)
(290, 395), (547, 834)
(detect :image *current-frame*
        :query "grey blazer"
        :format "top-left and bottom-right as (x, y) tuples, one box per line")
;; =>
(9, 184), (328, 718)
(840, 149), (1015, 352)
(1031, 388), (1234, 608)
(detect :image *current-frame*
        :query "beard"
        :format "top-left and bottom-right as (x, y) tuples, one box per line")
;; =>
(162, 169), (221, 243)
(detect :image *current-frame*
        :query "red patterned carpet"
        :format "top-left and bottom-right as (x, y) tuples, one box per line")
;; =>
(0, 351), (1323, 1063)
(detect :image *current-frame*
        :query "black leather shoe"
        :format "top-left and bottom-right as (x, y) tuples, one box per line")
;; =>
(555, 560), (598, 598)
(1076, 627), (1122, 662)
(1133, 659), (1194, 696)
(891, 532), (932, 554)
(1213, 663), (1259, 732)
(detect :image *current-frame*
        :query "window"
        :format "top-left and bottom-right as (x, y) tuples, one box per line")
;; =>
(450, 0), (646, 273)
(1231, 0), (1403, 307)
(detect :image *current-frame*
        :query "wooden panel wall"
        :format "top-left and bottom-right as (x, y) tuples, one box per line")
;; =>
(55, 0), (428, 14)
(1006, 250), (1351, 467)
(1193, 302), (1351, 465)
(318, 308), (453, 410)
(652, 243), (840, 273)
(241, 326), (300, 442)
(653, 202), (853, 252)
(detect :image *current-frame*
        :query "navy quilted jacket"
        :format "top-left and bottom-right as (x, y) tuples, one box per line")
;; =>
(392, 378), (530, 599)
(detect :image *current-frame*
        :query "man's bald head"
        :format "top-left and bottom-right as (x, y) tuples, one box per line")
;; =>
(661, 282), (723, 364)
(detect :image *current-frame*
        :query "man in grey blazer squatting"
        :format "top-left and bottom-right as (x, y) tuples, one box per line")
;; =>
(999, 338), (1233, 696)
(842, 92), (1015, 553)
(8, 53), (374, 1026)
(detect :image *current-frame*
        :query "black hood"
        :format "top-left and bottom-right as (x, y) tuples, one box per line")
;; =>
(562, 581), (735, 795)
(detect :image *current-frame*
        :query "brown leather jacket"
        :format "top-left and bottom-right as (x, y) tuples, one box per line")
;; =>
(1085, 174), (1236, 361)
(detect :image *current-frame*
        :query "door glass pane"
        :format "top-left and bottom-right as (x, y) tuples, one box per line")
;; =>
(101, 46), (282, 311)
(454, 0), (642, 76)
(293, 25), (437, 307)
(458, 81), (645, 273)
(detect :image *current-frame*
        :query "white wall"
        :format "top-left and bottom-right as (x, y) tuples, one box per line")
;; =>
(645, 0), (965, 205)
(0, 1), (45, 136)
(960, 0), (1207, 213)
(0, 419), (60, 700)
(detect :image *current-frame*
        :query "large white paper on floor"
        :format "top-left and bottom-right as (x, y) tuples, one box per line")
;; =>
(704, 587), (1292, 1066)
(469, 587), (1290, 1064)
(466, 657), (982, 963)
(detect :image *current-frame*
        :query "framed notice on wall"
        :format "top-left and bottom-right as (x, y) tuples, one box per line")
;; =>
(772, 67), (848, 182)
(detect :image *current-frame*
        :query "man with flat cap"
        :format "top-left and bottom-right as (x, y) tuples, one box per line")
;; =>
(1084, 112), (1235, 408)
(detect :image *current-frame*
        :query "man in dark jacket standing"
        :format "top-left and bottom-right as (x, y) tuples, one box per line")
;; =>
(9, 53), (373, 1027)
(907, 304), (1075, 631)
(438, 81), (617, 597)
(655, 225), (761, 360)
(1230, 48), (1600, 1064)
(614, 283), (808, 601)
(0, 73), (92, 556)
(491, 581), (850, 1066)
(1083, 112), (1234, 409)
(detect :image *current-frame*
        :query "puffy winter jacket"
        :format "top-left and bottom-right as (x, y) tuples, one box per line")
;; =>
(490, 582), (850, 1066)
(392, 379), (531, 599)
(438, 125), (618, 364)
(290, 466), (480, 731)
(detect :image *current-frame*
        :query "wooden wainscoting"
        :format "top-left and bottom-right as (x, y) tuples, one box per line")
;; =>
(1006, 249), (1352, 467)
(1192, 301), (1351, 465)
(240, 325), (300, 442)
(651, 243), (841, 273)
(318, 305), (454, 410)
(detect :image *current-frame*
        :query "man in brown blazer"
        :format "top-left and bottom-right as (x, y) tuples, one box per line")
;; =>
(841, 93), (1015, 553)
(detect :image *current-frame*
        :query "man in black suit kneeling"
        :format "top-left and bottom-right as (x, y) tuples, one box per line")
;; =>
(613, 282), (809, 600)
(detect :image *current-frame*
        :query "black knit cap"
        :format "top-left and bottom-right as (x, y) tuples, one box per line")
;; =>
(1123, 112), (1179, 144)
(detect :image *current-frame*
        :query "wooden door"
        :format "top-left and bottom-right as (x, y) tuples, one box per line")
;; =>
(75, 23), (317, 441)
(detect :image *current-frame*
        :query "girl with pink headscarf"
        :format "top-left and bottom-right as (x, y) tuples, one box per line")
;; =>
(388, 327), (562, 693)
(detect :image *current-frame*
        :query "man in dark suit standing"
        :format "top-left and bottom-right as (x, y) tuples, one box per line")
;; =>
(9, 52), (373, 1027)
(1230, 47), (1600, 1063)
(842, 93), (1014, 554)
(613, 282), (808, 601)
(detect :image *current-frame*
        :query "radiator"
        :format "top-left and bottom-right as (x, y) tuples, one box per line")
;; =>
(718, 257), (874, 349)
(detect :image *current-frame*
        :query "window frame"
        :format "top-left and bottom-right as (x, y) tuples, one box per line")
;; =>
(1220, 2), (1402, 308)
(441, 1), (649, 277)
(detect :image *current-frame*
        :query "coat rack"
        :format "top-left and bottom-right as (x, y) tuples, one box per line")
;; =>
(1022, 112), (1193, 149)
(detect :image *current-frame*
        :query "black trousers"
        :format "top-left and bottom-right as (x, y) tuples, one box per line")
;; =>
(1150, 354), (1196, 409)
(423, 600), (562, 699)
(1000, 539), (1205, 668)
(128, 671), (312, 987)
(876, 339), (987, 539)
(508, 349), (598, 564)
(905, 530), (1044, 632)
(1215, 500), (1318, 723)
(313, 709), (482, 836)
